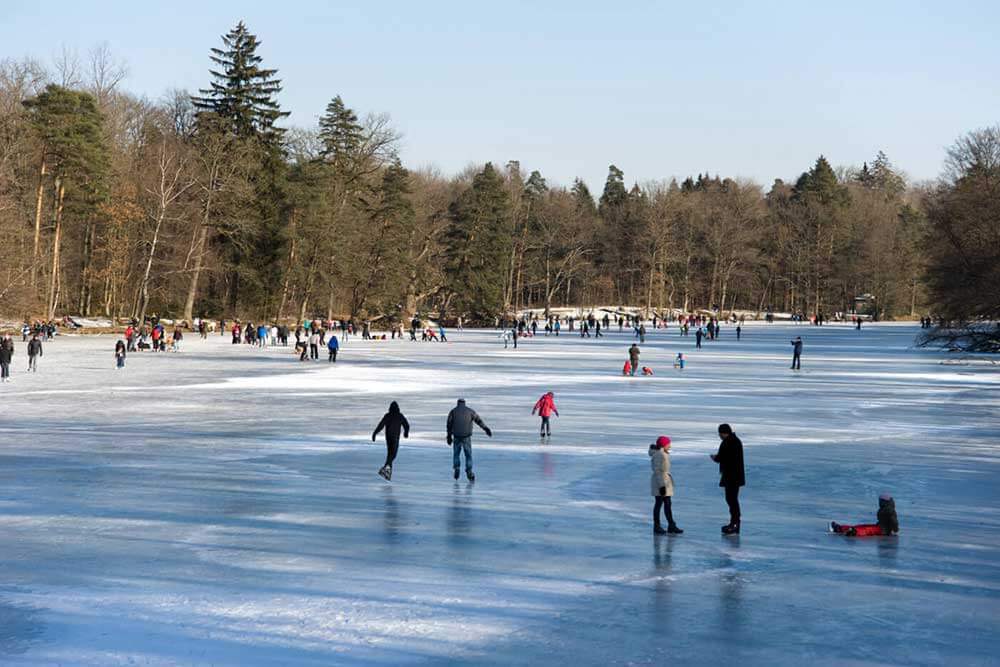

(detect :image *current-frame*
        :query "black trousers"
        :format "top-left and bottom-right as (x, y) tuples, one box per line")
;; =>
(792, 353), (801, 369)
(724, 485), (741, 524)
(654, 495), (676, 527)
(384, 438), (399, 467)
(540, 416), (551, 435)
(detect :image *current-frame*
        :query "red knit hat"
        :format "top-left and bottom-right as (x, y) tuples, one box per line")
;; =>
(655, 436), (671, 449)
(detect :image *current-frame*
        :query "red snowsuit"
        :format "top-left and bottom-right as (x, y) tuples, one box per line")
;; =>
(533, 393), (558, 418)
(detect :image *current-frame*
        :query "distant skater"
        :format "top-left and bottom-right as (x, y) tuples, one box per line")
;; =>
(695, 327), (703, 349)
(0, 334), (13, 382)
(372, 401), (410, 481)
(115, 339), (126, 369)
(736, 325), (741, 341)
(628, 344), (640, 376)
(27, 334), (42, 372)
(532, 391), (559, 437)
(649, 436), (682, 535)
(791, 336), (802, 370)
(327, 334), (339, 362)
(831, 494), (899, 536)
(446, 398), (492, 482)
(710, 423), (745, 535)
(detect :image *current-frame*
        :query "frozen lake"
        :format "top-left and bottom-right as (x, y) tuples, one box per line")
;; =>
(1, 323), (998, 666)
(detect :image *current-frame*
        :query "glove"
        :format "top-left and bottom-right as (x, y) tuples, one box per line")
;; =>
(484, 427), (493, 437)
(659, 486), (667, 497)
(447, 434), (453, 445)
(371, 434), (376, 442)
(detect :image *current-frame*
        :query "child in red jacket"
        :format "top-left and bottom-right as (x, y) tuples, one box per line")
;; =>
(831, 494), (899, 536)
(532, 391), (559, 437)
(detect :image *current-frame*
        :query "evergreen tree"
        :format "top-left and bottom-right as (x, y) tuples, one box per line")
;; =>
(598, 164), (627, 213)
(571, 178), (595, 215)
(191, 21), (289, 144)
(444, 163), (511, 317)
(319, 95), (363, 168)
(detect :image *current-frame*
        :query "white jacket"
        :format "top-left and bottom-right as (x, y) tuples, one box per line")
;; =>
(649, 446), (674, 497)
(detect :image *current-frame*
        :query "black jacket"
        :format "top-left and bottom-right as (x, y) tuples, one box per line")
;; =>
(877, 497), (899, 534)
(115, 341), (126, 357)
(27, 339), (42, 357)
(0, 341), (12, 364)
(628, 345), (640, 362)
(791, 339), (803, 355)
(715, 433), (745, 487)
(373, 402), (410, 443)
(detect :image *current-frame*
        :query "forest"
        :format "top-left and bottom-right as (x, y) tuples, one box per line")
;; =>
(1, 22), (997, 325)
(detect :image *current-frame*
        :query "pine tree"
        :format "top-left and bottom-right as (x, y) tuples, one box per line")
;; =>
(444, 163), (511, 317)
(571, 178), (596, 215)
(319, 95), (363, 167)
(191, 21), (289, 144)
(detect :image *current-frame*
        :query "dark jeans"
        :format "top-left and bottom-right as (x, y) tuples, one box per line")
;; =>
(654, 495), (676, 528)
(310, 344), (318, 360)
(0, 361), (9, 379)
(540, 416), (551, 435)
(792, 353), (801, 369)
(328, 349), (337, 362)
(724, 485), (741, 524)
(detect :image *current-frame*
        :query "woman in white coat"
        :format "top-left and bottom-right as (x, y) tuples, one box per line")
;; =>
(650, 436), (683, 535)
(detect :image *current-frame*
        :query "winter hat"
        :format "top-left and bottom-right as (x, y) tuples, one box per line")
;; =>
(655, 436), (671, 449)
(879, 493), (893, 501)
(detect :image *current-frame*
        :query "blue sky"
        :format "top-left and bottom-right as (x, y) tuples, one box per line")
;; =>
(3, 1), (998, 191)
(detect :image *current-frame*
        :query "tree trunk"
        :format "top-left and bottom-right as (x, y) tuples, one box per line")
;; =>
(183, 224), (209, 322)
(276, 211), (297, 321)
(32, 161), (47, 289)
(46, 179), (65, 320)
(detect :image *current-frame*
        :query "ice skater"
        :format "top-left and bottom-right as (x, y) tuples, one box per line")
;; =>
(673, 352), (685, 369)
(649, 436), (682, 535)
(0, 334), (13, 382)
(710, 423), (745, 535)
(327, 334), (339, 362)
(372, 401), (410, 481)
(791, 336), (802, 370)
(115, 339), (126, 369)
(532, 391), (559, 437)
(831, 494), (899, 536)
(27, 334), (42, 372)
(446, 398), (492, 482)
(628, 344), (640, 376)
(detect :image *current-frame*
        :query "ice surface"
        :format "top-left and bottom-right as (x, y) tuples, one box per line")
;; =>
(1, 323), (998, 666)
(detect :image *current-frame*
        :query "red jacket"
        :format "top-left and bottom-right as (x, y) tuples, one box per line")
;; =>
(533, 393), (558, 418)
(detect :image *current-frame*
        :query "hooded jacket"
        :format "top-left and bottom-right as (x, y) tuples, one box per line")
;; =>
(877, 496), (899, 535)
(715, 433), (745, 487)
(533, 393), (558, 418)
(447, 399), (490, 438)
(373, 401), (410, 443)
(649, 445), (674, 496)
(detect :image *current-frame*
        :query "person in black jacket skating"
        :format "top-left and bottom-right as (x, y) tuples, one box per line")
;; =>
(710, 423), (745, 534)
(372, 401), (410, 481)
(446, 398), (492, 481)
(27, 335), (42, 372)
(0, 334), (13, 382)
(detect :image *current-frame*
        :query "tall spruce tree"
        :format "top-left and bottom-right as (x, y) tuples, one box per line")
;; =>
(191, 21), (289, 144)
(444, 163), (511, 318)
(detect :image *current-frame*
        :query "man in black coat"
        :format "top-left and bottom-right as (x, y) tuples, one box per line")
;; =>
(711, 423), (745, 534)
(27, 335), (42, 372)
(0, 334), (13, 382)
(372, 401), (410, 481)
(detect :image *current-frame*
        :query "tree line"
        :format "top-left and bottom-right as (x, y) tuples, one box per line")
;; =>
(1, 23), (996, 325)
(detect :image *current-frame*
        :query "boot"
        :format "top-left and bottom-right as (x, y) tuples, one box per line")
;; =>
(653, 525), (667, 535)
(830, 521), (840, 533)
(722, 521), (740, 535)
(667, 524), (683, 534)
(466, 469), (475, 482)
(453, 468), (460, 480)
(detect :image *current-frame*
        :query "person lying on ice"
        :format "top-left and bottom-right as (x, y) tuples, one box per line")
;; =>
(831, 494), (899, 536)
